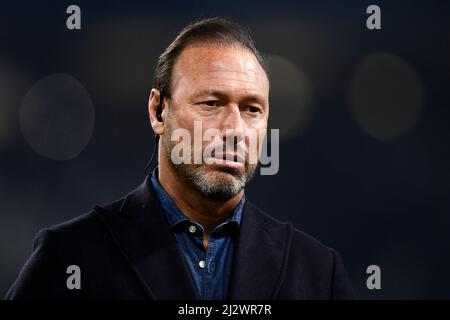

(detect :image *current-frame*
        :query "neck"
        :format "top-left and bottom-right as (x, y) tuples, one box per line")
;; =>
(157, 156), (243, 239)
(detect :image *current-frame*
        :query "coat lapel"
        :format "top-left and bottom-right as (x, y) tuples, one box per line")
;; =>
(228, 201), (293, 299)
(94, 174), (292, 300)
(94, 175), (199, 300)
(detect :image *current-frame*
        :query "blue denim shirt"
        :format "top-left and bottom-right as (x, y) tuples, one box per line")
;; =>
(150, 167), (245, 300)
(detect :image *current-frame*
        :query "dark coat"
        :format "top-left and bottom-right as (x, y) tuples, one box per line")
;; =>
(5, 175), (355, 300)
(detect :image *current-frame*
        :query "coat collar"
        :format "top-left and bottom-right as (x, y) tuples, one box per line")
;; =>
(228, 200), (293, 299)
(94, 174), (292, 300)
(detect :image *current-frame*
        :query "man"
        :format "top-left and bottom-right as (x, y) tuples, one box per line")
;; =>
(6, 18), (355, 299)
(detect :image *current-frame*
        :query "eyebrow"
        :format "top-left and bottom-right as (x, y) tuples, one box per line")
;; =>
(191, 89), (267, 106)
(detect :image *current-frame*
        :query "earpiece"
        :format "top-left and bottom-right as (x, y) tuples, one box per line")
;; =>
(156, 105), (163, 122)
(144, 134), (159, 175)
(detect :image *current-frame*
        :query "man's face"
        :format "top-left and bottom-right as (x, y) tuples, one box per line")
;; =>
(161, 43), (269, 201)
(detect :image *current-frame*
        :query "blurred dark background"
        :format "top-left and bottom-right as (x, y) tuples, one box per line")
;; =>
(1, 0), (449, 299)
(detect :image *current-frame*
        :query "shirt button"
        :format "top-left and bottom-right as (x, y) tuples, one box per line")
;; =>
(188, 225), (196, 234)
(199, 260), (205, 269)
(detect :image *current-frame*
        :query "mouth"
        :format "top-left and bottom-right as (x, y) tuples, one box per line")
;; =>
(206, 153), (246, 169)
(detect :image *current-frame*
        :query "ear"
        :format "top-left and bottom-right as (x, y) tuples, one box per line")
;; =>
(148, 88), (165, 136)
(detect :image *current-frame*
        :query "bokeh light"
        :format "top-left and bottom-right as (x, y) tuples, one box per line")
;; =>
(20, 73), (95, 160)
(78, 17), (172, 104)
(350, 53), (425, 140)
(266, 53), (314, 141)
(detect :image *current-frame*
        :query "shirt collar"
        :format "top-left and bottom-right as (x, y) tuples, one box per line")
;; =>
(150, 167), (245, 230)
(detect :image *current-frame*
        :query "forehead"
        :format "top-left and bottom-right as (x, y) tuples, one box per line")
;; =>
(171, 43), (269, 97)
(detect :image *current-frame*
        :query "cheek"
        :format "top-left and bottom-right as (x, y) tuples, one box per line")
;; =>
(244, 117), (268, 134)
(244, 120), (268, 147)
(169, 108), (195, 132)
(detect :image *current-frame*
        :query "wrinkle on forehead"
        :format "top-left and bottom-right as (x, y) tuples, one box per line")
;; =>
(171, 44), (268, 94)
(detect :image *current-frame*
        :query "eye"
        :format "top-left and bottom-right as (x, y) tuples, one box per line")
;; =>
(246, 105), (262, 113)
(203, 100), (219, 107)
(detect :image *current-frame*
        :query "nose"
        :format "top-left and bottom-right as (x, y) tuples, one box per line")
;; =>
(222, 105), (244, 144)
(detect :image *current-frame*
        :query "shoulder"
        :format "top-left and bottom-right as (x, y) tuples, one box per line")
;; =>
(37, 198), (125, 247)
(247, 200), (332, 247)
(246, 200), (336, 262)
(247, 200), (355, 299)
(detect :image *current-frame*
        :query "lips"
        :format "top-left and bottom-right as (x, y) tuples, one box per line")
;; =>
(204, 152), (246, 170)
(212, 153), (245, 163)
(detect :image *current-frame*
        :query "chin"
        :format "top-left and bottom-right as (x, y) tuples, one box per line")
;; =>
(205, 163), (245, 181)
